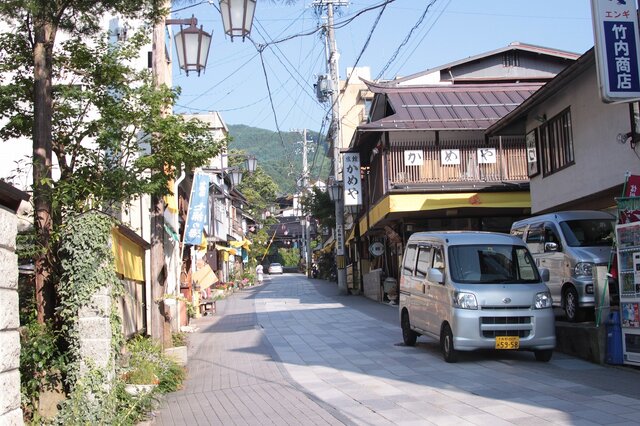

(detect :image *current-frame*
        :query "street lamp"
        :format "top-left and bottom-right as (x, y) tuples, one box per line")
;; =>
(202, 153), (257, 187)
(328, 180), (343, 202)
(219, 0), (257, 41)
(169, 16), (212, 76)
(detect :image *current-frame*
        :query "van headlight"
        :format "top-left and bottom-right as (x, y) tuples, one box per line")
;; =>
(534, 291), (552, 309)
(453, 292), (478, 310)
(574, 262), (593, 277)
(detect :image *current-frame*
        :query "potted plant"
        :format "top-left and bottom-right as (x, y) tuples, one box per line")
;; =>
(123, 358), (159, 395)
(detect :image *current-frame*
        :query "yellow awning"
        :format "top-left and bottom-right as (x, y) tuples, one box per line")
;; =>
(192, 264), (219, 291)
(229, 238), (252, 251)
(111, 228), (145, 282)
(359, 191), (531, 236)
(215, 245), (238, 255)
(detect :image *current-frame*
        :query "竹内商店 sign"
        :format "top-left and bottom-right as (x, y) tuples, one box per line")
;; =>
(591, 0), (640, 102)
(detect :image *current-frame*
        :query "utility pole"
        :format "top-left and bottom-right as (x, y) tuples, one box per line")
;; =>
(294, 128), (313, 278)
(316, 0), (348, 294)
(302, 129), (312, 278)
(150, 9), (171, 347)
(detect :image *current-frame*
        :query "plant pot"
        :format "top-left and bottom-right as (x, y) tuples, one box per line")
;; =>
(124, 384), (157, 396)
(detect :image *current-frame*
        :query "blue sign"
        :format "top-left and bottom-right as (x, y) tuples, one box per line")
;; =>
(184, 173), (210, 245)
(592, 0), (640, 102)
(604, 21), (640, 93)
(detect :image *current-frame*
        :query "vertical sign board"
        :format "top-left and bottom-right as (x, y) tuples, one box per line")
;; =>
(591, 0), (640, 102)
(343, 153), (362, 206)
(184, 173), (210, 245)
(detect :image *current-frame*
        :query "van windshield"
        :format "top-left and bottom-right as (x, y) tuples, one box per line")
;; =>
(449, 244), (540, 284)
(559, 219), (615, 247)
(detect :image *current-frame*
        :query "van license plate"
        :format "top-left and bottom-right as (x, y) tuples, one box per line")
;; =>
(495, 336), (519, 349)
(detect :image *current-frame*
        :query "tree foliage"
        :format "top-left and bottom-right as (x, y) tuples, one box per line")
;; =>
(0, 24), (221, 216)
(301, 186), (335, 229)
(228, 149), (279, 220)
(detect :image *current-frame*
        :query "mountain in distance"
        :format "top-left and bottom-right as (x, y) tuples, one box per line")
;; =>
(227, 124), (331, 195)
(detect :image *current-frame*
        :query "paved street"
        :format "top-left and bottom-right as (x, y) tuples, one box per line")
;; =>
(152, 274), (640, 425)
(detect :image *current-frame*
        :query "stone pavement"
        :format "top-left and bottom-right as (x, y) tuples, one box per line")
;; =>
(151, 274), (640, 425)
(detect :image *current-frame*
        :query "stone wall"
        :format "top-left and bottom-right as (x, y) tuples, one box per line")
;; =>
(0, 205), (24, 424)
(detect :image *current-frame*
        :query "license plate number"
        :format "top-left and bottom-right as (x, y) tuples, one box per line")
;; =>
(495, 336), (519, 350)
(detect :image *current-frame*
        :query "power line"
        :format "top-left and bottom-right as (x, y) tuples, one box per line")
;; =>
(388, 0), (450, 76)
(375, 0), (439, 80)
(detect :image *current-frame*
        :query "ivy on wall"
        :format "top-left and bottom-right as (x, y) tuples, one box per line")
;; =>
(55, 211), (124, 419)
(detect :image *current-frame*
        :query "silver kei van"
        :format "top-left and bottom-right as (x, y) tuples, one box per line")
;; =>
(399, 231), (555, 363)
(510, 210), (615, 322)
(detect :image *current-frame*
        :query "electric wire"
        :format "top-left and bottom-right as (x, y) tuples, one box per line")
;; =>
(375, 0), (439, 80)
(385, 0), (451, 78)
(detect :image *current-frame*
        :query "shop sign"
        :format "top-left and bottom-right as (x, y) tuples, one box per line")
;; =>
(343, 153), (362, 206)
(184, 173), (210, 245)
(369, 241), (385, 257)
(404, 150), (424, 166)
(477, 148), (496, 164)
(336, 223), (345, 255)
(591, 0), (640, 102)
(440, 149), (460, 165)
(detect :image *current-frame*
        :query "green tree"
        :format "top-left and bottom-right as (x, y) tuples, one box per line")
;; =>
(301, 186), (335, 228)
(0, 3), (222, 322)
(229, 149), (279, 219)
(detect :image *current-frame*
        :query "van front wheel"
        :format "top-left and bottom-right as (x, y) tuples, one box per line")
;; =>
(564, 287), (586, 322)
(534, 349), (553, 362)
(441, 324), (458, 363)
(401, 311), (417, 346)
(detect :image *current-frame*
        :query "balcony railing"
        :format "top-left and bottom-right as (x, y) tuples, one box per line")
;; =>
(386, 136), (528, 190)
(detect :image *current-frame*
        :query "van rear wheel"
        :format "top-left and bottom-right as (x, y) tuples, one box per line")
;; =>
(401, 311), (417, 346)
(441, 324), (458, 363)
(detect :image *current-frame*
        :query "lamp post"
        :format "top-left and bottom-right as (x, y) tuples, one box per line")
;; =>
(219, 0), (257, 41)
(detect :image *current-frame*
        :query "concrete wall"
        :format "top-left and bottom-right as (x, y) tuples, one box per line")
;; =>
(0, 205), (24, 424)
(527, 63), (634, 213)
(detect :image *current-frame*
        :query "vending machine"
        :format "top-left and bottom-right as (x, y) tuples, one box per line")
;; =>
(615, 220), (640, 366)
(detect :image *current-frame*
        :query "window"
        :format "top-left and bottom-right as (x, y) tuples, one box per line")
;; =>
(503, 51), (520, 67)
(539, 108), (574, 176)
(433, 248), (445, 270)
(449, 244), (540, 284)
(403, 244), (417, 275)
(415, 246), (432, 278)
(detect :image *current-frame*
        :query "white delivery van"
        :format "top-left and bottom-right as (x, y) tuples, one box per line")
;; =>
(399, 231), (555, 363)
(510, 211), (615, 322)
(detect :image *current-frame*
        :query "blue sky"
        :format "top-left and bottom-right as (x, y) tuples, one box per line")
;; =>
(170, 0), (595, 134)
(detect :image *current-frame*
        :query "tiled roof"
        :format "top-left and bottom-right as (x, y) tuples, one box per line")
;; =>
(360, 82), (544, 132)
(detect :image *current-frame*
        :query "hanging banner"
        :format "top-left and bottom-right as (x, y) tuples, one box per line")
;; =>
(184, 173), (210, 245)
(591, 0), (640, 102)
(343, 152), (362, 206)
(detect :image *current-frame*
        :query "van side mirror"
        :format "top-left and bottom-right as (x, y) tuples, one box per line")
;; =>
(428, 268), (444, 284)
(544, 242), (559, 252)
(538, 267), (550, 282)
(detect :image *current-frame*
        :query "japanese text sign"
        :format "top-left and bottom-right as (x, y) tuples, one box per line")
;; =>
(591, 0), (640, 102)
(184, 173), (210, 245)
(343, 153), (362, 206)
(404, 150), (424, 166)
(477, 148), (496, 164)
(440, 149), (460, 165)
